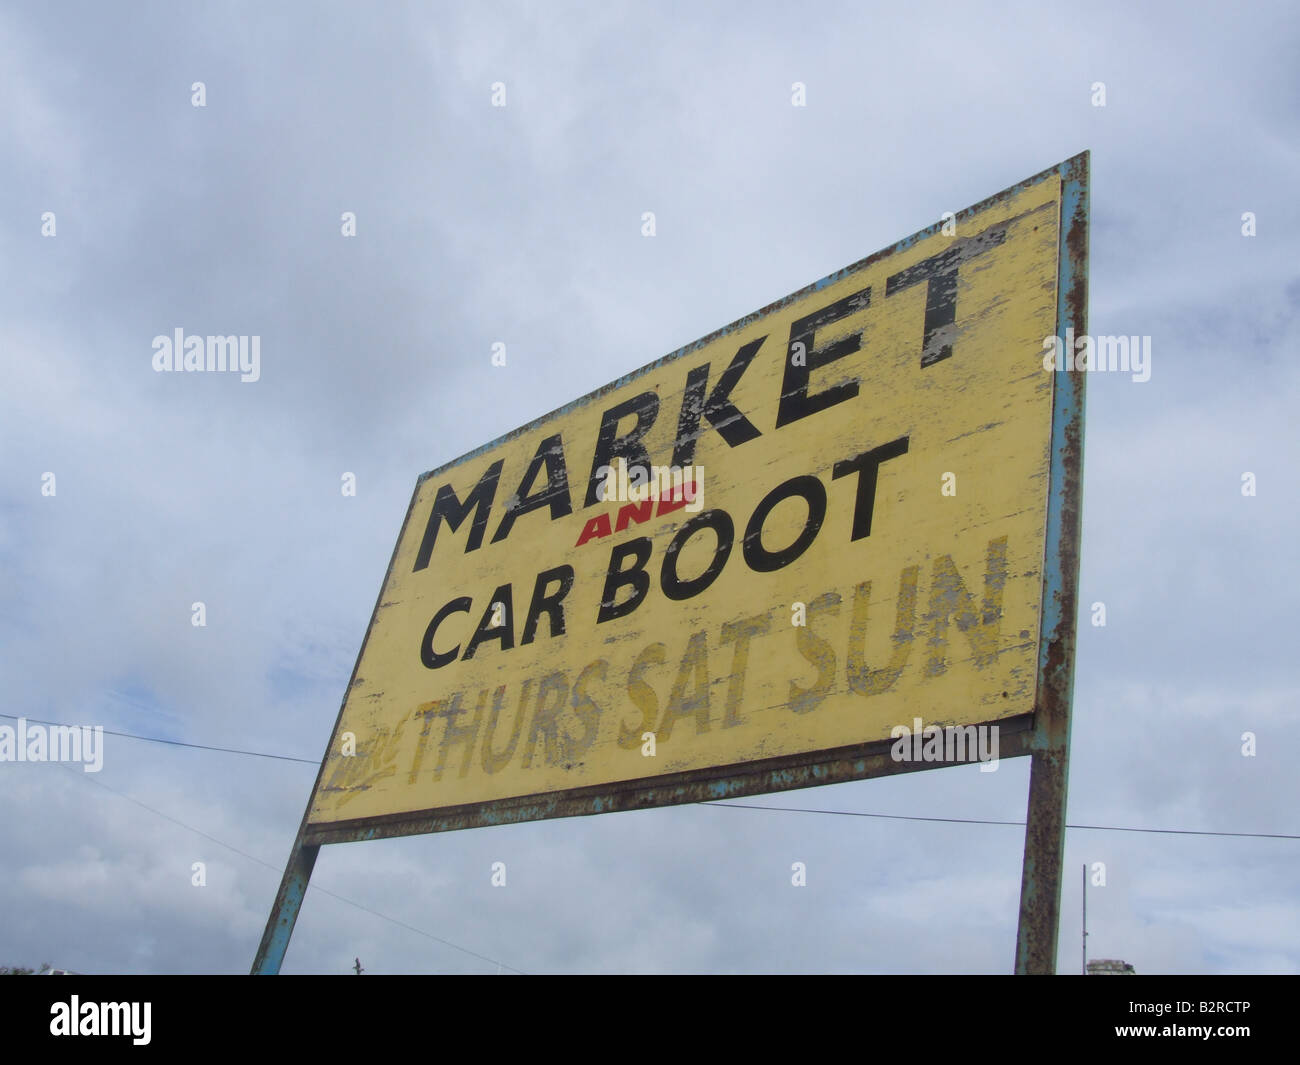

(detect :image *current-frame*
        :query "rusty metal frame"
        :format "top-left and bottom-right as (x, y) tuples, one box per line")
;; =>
(252, 153), (1088, 975)
(1013, 151), (1088, 973)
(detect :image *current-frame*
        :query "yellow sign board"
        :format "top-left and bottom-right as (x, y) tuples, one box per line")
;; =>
(306, 169), (1067, 838)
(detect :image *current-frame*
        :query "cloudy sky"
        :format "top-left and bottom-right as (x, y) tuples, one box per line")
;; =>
(2, 0), (1296, 975)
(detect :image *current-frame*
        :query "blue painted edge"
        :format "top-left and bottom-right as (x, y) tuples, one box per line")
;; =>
(1016, 150), (1089, 973)
(1035, 155), (1088, 723)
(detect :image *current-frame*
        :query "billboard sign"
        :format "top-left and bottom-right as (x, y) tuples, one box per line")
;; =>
(300, 155), (1086, 846)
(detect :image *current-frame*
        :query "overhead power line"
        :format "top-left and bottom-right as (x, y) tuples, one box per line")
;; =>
(11, 713), (1297, 842)
(56, 764), (528, 975)
(700, 802), (1300, 840)
(2, 712), (319, 765)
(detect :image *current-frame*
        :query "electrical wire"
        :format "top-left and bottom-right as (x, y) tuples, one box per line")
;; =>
(54, 763), (529, 975)
(699, 801), (1300, 840)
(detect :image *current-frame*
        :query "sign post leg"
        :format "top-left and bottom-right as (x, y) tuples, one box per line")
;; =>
(251, 836), (320, 974)
(1014, 727), (1071, 973)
